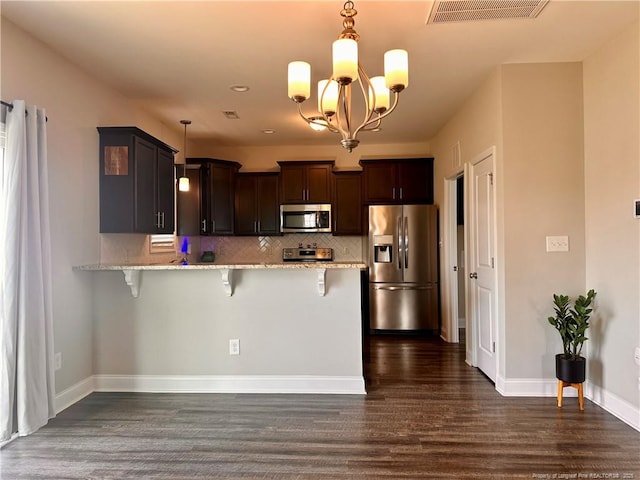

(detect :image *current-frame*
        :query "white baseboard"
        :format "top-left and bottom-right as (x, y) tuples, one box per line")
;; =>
(496, 376), (639, 432)
(586, 382), (640, 432)
(55, 376), (95, 414)
(93, 374), (367, 395)
(495, 376), (570, 397)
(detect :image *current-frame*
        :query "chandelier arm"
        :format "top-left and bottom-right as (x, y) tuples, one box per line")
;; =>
(360, 116), (383, 132)
(329, 83), (350, 142)
(358, 90), (401, 131)
(296, 103), (340, 133)
(351, 65), (378, 139)
(340, 83), (353, 141)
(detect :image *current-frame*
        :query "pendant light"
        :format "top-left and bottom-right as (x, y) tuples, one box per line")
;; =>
(178, 120), (191, 192)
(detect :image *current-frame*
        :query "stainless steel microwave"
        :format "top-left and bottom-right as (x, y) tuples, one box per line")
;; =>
(280, 204), (332, 233)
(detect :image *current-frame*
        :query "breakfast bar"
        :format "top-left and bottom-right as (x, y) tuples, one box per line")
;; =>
(74, 262), (367, 395)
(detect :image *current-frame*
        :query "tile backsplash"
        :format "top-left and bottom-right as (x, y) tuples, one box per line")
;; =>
(100, 233), (364, 265)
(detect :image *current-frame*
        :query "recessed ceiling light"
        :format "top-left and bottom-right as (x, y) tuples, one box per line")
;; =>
(230, 85), (250, 93)
(262, 129), (276, 135)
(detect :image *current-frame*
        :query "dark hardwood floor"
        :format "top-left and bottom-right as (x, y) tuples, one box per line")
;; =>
(2, 335), (639, 479)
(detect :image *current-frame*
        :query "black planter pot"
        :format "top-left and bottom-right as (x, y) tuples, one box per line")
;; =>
(555, 353), (586, 383)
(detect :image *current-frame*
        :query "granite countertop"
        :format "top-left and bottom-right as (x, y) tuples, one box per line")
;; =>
(73, 262), (367, 271)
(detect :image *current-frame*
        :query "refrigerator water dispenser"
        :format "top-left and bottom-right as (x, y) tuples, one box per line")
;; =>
(373, 235), (393, 263)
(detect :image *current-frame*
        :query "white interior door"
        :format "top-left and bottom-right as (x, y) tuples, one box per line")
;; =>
(468, 150), (497, 382)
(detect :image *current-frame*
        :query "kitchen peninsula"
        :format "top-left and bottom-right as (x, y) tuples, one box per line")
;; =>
(75, 261), (366, 395)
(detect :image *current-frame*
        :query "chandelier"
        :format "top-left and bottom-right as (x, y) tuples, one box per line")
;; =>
(287, 1), (408, 152)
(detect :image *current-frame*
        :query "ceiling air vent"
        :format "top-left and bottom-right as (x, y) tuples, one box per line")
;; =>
(427, 0), (549, 24)
(222, 110), (240, 120)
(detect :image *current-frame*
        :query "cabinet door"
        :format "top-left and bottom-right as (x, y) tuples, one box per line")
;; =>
(234, 175), (258, 235)
(134, 136), (158, 233)
(257, 174), (280, 234)
(209, 163), (235, 234)
(333, 172), (362, 235)
(99, 133), (134, 233)
(362, 162), (397, 204)
(279, 164), (306, 203)
(398, 159), (434, 204)
(177, 166), (201, 236)
(156, 148), (176, 233)
(307, 163), (332, 203)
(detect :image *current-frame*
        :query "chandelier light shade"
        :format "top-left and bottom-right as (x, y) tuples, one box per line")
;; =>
(178, 119), (191, 192)
(287, 0), (408, 152)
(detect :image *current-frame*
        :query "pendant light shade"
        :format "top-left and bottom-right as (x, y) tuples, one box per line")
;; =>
(178, 120), (191, 192)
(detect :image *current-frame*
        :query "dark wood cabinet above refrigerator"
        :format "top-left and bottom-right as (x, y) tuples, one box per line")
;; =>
(360, 158), (434, 204)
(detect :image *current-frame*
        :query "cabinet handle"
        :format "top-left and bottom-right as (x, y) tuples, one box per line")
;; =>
(212, 219), (216, 232)
(257, 220), (261, 233)
(201, 219), (207, 232)
(392, 187), (396, 200)
(160, 212), (165, 229)
(254, 220), (258, 233)
(155, 212), (161, 228)
(399, 187), (403, 200)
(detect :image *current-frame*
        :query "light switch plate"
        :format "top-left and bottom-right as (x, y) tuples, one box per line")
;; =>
(634, 199), (640, 218)
(546, 235), (569, 252)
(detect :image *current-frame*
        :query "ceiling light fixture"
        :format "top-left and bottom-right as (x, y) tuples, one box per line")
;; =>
(287, 1), (408, 152)
(178, 120), (191, 192)
(309, 116), (328, 132)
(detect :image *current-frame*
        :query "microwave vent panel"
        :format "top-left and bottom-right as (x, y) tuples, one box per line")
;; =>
(427, 0), (549, 24)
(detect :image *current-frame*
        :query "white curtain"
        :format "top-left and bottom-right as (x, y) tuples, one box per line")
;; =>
(0, 100), (55, 441)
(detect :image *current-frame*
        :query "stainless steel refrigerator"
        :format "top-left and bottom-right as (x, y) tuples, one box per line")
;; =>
(368, 204), (439, 332)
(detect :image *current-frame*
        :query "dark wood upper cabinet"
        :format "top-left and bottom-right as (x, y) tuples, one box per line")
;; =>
(278, 161), (333, 204)
(235, 173), (280, 236)
(332, 171), (363, 236)
(98, 126), (177, 234)
(360, 158), (434, 204)
(187, 158), (240, 236)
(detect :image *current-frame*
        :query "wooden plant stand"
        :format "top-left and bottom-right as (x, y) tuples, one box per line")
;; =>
(557, 380), (584, 411)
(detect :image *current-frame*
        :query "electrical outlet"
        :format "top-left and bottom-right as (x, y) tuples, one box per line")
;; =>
(229, 339), (240, 355)
(343, 247), (350, 255)
(546, 235), (569, 252)
(634, 347), (640, 366)
(54, 352), (62, 371)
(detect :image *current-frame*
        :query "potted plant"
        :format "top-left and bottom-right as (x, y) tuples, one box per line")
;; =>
(547, 289), (597, 383)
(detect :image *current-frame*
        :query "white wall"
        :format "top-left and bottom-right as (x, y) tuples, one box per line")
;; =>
(583, 20), (640, 409)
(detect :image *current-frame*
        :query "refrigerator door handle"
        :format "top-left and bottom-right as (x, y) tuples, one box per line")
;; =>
(373, 285), (434, 291)
(397, 216), (403, 270)
(404, 216), (409, 269)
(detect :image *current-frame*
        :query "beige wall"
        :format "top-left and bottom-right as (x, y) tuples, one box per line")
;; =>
(189, 142), (432, 172)
(1, 18), (184, 393)
(583, 21), (639, 408)
(501, 63), (586, 378)
(431, 68), (504, 363)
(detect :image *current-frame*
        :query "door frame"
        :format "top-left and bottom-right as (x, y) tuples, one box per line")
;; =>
(442, 171), (464, 344)
(466, 146), (499, 376)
